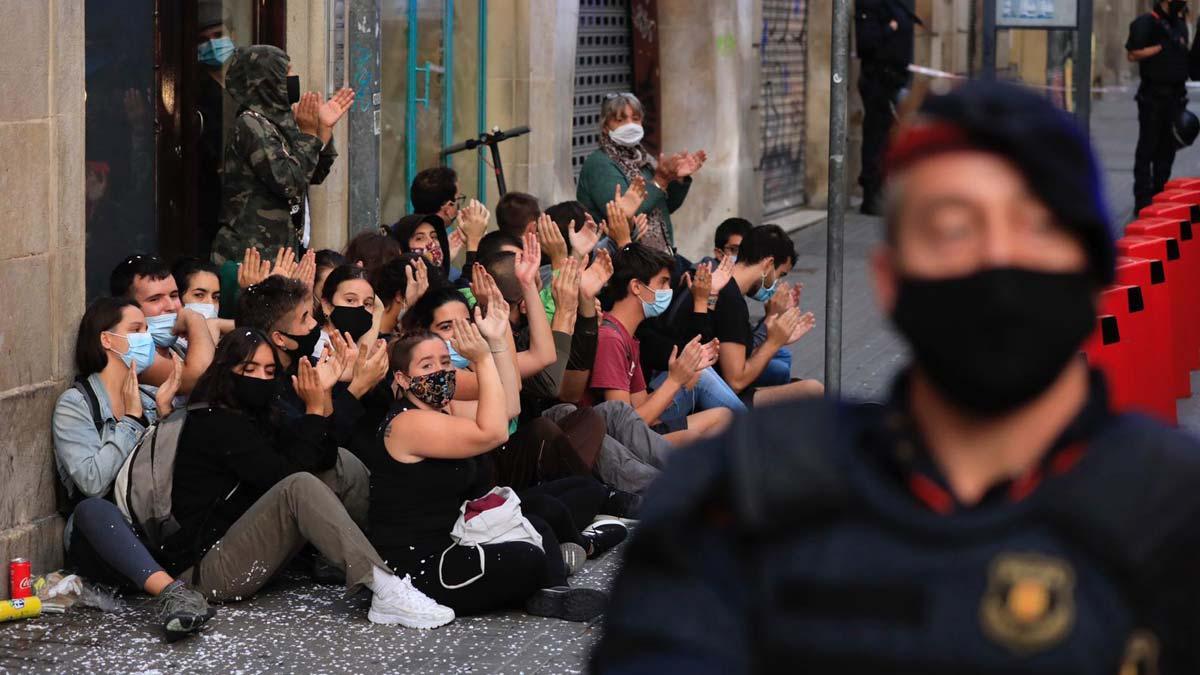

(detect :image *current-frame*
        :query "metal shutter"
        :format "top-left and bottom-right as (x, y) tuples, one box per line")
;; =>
(572, 0), (633, 181)
(759, 0), (809, 216)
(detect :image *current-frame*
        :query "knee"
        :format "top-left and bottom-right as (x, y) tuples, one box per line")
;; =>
(72, 497), (110, 528)
(280, 472), (328, 496)
(797, 379), (825, 398)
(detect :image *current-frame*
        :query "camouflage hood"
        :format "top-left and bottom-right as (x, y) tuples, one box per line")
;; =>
(225, 45), (301, 140)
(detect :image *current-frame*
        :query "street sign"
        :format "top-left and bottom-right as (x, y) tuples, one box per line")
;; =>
(996, 0), (1078, 29)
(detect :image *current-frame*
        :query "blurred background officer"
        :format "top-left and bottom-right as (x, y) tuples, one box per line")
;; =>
(196, 0), (238, 259)
(855, 0), (921, 216)
(1127, 0), (1190, 212)
(592, 81), (1200, 674)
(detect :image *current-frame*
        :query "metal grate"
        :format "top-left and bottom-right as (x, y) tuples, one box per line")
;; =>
(759, 0), (809, 216)
(572, 0), (632, 181)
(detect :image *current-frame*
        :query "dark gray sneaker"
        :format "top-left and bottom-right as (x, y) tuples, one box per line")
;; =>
(157, 580), (216, 642)
(525, 586), (607, 622)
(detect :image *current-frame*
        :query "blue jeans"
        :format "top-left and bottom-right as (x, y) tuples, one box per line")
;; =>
(752, 320), (792, 387)
(650, 367), (747, 428)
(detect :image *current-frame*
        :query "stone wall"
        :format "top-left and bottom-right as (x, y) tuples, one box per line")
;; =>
(0, 0), (83, 595)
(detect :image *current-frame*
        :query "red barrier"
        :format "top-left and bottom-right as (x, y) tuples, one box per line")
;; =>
(1150, 190), (1200, 219)
(1083, 314), (1127, 411)
(1114, 257), (1177, 424)
(1116, 235), (1190, 398)
(1125, 217), (1200, 369)
(1165, 177), (1200, 191)
(1097, 286), (1140, 413)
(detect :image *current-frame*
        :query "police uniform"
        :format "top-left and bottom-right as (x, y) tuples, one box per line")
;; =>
(592, 82), (1200, 674)
(1127, 5), (1190, 211)
(855, 0), (919, 215)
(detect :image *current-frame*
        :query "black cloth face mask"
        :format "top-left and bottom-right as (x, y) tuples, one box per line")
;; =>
(891, 267), (1097, 416)
(233, 374), (279, 410)
(330, 306), (374, 343)
(280, 323), (322, 361)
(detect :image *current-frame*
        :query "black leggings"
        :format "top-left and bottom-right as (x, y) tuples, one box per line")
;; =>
(401, 514), (566, 616)
(67, 498), (164, 591)
(519, 476), (607, 548)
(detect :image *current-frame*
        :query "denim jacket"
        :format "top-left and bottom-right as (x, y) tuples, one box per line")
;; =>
(51, 373), (158, 501)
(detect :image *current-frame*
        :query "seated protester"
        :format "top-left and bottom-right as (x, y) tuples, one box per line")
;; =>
(344, 231), (404, 278)
(698, 217), (751, 269)
(370, 253), (440, 343)
(589, 244), (732, 447)
(314, 248), (346, 300)
(236, 275), (387, 470)
(495, 190), (541, 239)
(708, 224), (824, 404)
(370, 326), (606, 620)
(163, 328), (454, 628)
(390, 213), (453, 281)
(172, 256), (234, 345)
(410, 166), (462, 227)
(320, 264), (383, 346)
(52, 297), (214, 641)
(461, 230), (559, 324)
(110, 254), (216, 394)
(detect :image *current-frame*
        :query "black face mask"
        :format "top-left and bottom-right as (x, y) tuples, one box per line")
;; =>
(330, 306), (374, 343)
(233, 374), (279, 410)
(280, 323), (322, 362)
(891, 268), (1096, 416)
(286, 75), (301, 104)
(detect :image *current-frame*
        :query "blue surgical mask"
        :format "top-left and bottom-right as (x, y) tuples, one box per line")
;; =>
(197, 37), (236, 68)
(446, 340), (471, 369)
(185, 302), (218, 321)
(106, 331), (156, 374)
(753, 272), (778, 303)
(146, 313), (179, 348)
(641, 287), (673, 319)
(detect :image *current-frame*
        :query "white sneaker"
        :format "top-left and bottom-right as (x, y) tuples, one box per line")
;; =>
(368, 573), (455, 629)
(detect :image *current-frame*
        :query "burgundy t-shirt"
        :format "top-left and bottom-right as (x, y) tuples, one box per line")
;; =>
(586, 313), (647, 405)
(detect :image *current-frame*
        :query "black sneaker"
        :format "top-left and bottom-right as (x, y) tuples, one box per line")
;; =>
(582, 519), (628, 558)
(525, 586), (607, 622)
(602, 489), (642, 519)
(156, 580), (216, 643)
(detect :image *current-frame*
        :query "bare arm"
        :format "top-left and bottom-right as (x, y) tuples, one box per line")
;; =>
(1128, 44), (1164, 61)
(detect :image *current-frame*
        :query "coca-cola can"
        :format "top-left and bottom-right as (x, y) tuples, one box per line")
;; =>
(9, 559), (31, 600)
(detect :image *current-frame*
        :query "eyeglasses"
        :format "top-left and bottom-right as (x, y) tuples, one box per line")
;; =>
(722, 245), (740, 256)
(604, 92), (635, 99)
(453, 194), (468, 208)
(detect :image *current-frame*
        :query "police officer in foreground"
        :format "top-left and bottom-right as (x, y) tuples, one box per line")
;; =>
(855, 0), (922, 216)
(592, 81), (1200, 674)
(1127, 0), (1190, 212)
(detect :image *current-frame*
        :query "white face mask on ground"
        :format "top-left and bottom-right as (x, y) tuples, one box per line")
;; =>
(609, 123), (644, 147)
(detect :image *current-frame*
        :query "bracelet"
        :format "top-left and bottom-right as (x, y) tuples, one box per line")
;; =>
(707, 295), (719, 309)
(490, 347), (508, 354)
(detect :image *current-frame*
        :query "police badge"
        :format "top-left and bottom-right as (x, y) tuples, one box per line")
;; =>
(980, 552), (1076, 653)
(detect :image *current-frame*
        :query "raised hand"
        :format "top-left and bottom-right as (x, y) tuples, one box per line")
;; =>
(655, 152), (680, 186)
(154, 353), (183, 417)
(292, 357), (327, 415)
(470, 263), (497, 309)
(514, 232), (542, 290)
(449, 228), (467, 261)
(459, 199), (490, 248)
(350, 338), (390, 396)
(318, 87), (356, 131)
(238, 247), (272, 289)
(787, 311), (816, 345)
(632, 213), (650, 242)
(271, 247), (299, 280)
(606, 199), (633, 247)
(580, 248), (613, 301)
(710, 255), (735, 295)
(404, 257), (430, 310)
(536, 213), (568, 267)
(690, 262), (713, 303)
(765, 281), (794, 316)
(452, 316), (490, 364)
(294, 91), (320, 137)
(615, 175), (647, 218)
(569, 214), (602, 260)
(552, 256), (581, 318)
(672, 150), (707, 179)
(295, 249), (317, 290)
(476, 286), (512, 350)
(324, 329), (359, 383)
(123, 362), (144, 419)
(766, 307), (802, 347)
(667, 336), (706, 386)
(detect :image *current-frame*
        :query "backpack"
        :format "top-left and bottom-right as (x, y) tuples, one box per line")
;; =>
(112, 402), (208, 550)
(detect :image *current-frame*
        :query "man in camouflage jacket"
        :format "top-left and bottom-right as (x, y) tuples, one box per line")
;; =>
(211, 45), (353, 265)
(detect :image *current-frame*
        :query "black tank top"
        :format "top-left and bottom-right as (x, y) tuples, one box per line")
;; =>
(366, 397), (487, 563)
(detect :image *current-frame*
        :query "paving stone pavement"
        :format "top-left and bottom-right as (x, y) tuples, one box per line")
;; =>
(8, 89), (1200, 675)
